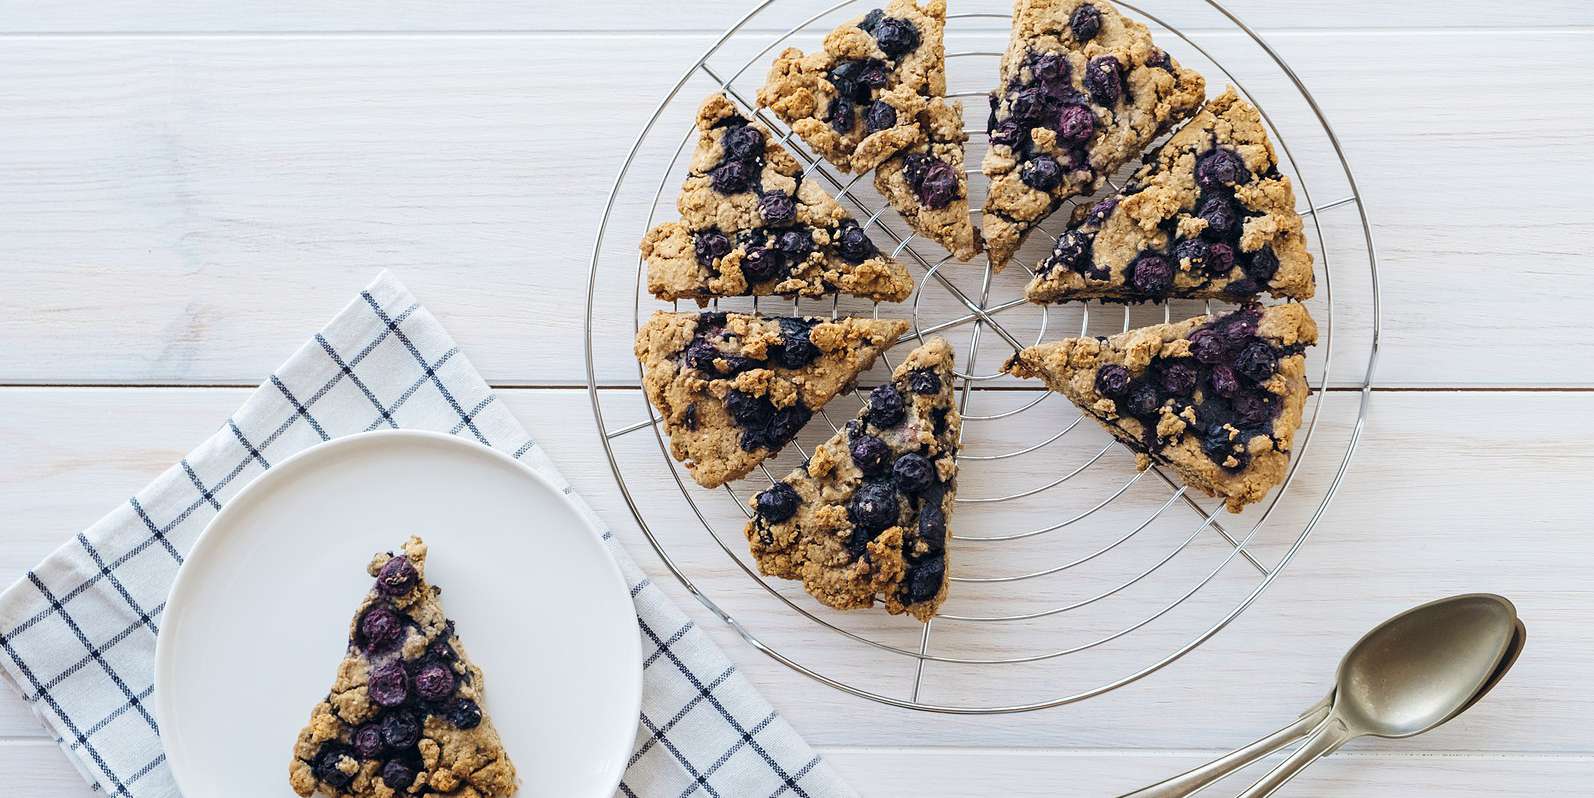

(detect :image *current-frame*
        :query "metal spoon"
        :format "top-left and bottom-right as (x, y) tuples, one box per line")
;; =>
(1122, 593), (1523, 798)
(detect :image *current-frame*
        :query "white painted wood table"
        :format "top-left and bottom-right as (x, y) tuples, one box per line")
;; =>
(3, 1), (1592, 795)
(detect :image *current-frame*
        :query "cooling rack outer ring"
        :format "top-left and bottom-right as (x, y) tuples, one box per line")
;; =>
(584, 0), (1380, 714)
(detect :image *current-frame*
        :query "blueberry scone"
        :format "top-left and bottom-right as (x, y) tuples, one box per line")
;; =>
(873, 97), (983, 261)
(290, 537), (516, 798)
(982, 0), (1205, 270)
(1026, 88), (1315, 303)
(636, 310), (910, 488)
(759, 0), (950, 174)
(746, 337), (959, 621)
(1004, 304), (1316, 512)
(643, 93), (914, 304)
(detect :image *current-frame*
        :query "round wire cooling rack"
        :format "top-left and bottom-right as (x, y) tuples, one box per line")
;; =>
(585, 0), (1380, 713)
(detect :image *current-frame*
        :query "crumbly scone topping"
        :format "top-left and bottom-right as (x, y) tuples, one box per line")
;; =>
(758, 0), (950, 173)
(290, 537), (517, 798)
(746, 337), (960, 621)
(1026, 88), (1315, 303)
(636, 310), (910, 488)
(1004, 304), (1316, 512)
(981, 0), (1205, 270)
(873, 97), (984, 262)
(643, 93), (914, 305)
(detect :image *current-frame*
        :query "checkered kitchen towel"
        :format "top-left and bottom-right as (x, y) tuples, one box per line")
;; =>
(0, 271), (854, 798)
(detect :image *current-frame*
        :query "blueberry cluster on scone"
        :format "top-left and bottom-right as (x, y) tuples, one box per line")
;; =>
(635, 310), (909, 489)
(759, 0), (950, 174)
(1004, 304), (1316, 512)
(290, 537), (516, 798)
(981, 0), (1205, 270)
(873, 97), (984, 261)
(1026, 87), (1315, 303)
(746, 338), (959, 621)
(643, 93), (914, 304)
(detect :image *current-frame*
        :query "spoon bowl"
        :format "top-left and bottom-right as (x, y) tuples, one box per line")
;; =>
(1334, 593), (1518, 739)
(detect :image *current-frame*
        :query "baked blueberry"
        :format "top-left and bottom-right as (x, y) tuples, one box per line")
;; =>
(917, 159), (960, 208)
(836, 222), (876, 263)
(1009, 87), (1048, 124)
(740, 247), (783, 283)
(758, 191), (797, 227)
(858, 8), (885, 32)
(990, 120), (1023, 148)
(1030, 51), (1070, 84)
(1095, 364), (1132, 398)
(1173, 238), (1209, 271)
(1245, 246), (1280, 284)
(864, 100), (897, 133)
(848, 480), (899, 533)
(868, 384), (906, 427)
(1084, 56), (1122, 105)
(849, 435), (892, 475)
(368, 661), (409, 707)
(722, 124), (764, 161)
(414, 660), (457, 703)
(904, 555), (945, 603)
(692, 230), (732, 265)
(1086, 198), (1118, 226)
(1159, 361), (1198, 397)
(892, 453), (935, 493)
(872, 17), (921, 58)
(1233, 390), (1274, 426)
(1196, 148), (1249, 189)
(1129, 253), (1175, 296)
(1201, 426), (1241, 465)
(1188, 328), (1226, 364)
(1125, 382), (1162, 419)
(918, 502), (947, 551)
(766, 404), (812, 444)
(1199, 196), (1238, 238)
(1070, 3), (1103, 40)
(376, 555), (418, 596)
(380, 760), (417, 791)
(1206, 241), (1236, 275)
(1218, 311), (1259, 344)
(1234, 340), (1278, 382)
(725, 390), (774, 428)
(682, 341), (723, 374)
(1021, 155), (1063, 191)
(380, 709), (422, 749)
(756, 483), (801, 523)
(445, 698), (483, 730)
(358, 606), (404, 654)
(775, 228), (814, 261)
(776, 320), (820, 369)
(902, 153), (932, 189)
(710, 160), (754, 194)
(1056, 104), (1095, 143)
(908, 368), (942, 395)
(1209, 364), (1241, 398)
(312, 744), (357, 789)
(827, 96), (856, 133)
(1048, 229), (1093, 274)
(352, 723), (385, 759)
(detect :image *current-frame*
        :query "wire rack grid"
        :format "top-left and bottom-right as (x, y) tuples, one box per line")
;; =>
(585, 0), (1380, 713)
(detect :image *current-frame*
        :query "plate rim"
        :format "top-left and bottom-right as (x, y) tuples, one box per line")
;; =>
(154, 428), (642, 798)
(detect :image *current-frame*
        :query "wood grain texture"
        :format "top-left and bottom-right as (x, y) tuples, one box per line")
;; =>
(0, 29), (1589, 386)
(0, 0), (1588, 32)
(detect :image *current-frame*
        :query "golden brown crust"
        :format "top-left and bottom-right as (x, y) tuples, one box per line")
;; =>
(746, 338), (959, 621)
(757, 0), (949, 173)
(981, 0), (1206, 270)
(290, 538), (517, 798)
(643, 93), (913, 304)
(635, 311), (909, 488)
(1005, 304), (1316, 512)
(1025, 87), (1315, 302)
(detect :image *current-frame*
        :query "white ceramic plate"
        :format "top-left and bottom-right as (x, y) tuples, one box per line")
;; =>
(156, 430), (641, 798)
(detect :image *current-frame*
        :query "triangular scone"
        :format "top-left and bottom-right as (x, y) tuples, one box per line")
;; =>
(643, 93), (914, 305)
(636, 310), (909, 488)
(1026, 88), (1315, 303)
(873, 97), (984, 261)
(1004, 304), (1315, 512)
(746, 337), (960, 621)
(758, 0), (949, 174)
(290, 537), (516, 798)
(981, 0), (1206, 270)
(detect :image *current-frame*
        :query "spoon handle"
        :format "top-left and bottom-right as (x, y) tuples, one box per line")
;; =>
(1117, 698), (1332, 798)
(1235, 715), (1356, 798)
